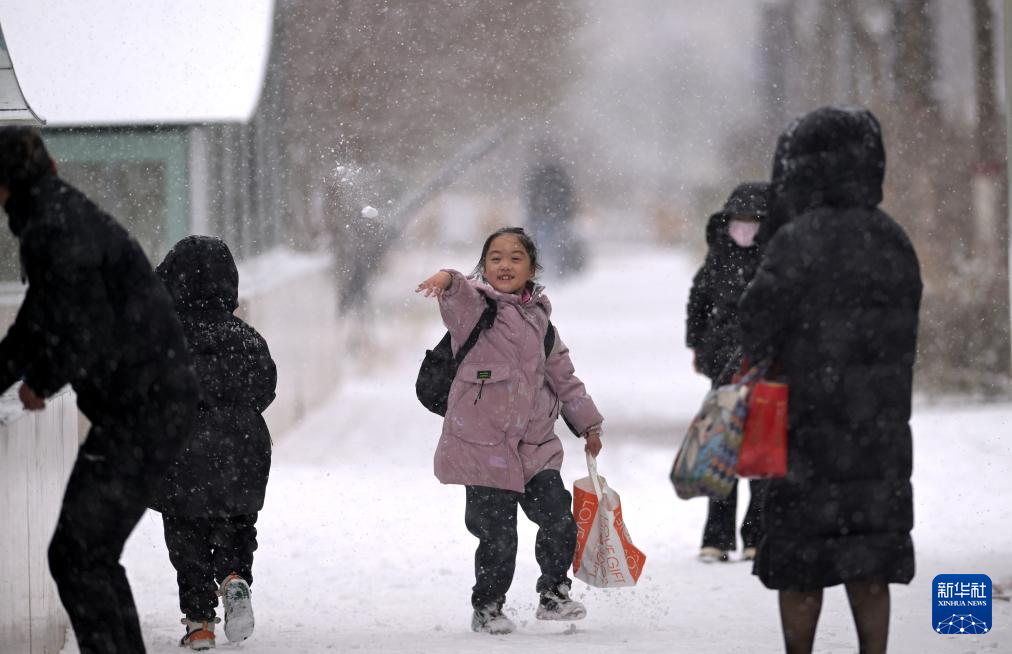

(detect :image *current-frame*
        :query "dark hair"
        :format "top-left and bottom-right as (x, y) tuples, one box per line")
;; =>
(471, 226), (543, 279)
(0, 126), (53, 189)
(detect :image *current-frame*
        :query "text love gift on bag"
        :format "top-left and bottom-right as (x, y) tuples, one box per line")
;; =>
(572, 453), (646, 588)
(736, 378), (788, 478)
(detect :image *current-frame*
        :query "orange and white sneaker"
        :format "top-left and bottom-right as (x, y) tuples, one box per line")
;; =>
(219, 573), (254, 643)
(180, 617), (218, 650)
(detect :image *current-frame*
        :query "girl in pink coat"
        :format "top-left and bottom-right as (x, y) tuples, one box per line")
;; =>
(416, 227), (604, 635)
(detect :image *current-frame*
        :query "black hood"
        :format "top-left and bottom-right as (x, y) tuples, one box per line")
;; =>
(706, 182), (768, 249)
(156, 235), (239, 313)
(0, 127), (57, 238)
(773, 105), (884, 217)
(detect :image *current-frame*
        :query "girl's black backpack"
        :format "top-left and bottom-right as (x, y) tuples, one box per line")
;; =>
(415, 296), (556, 416)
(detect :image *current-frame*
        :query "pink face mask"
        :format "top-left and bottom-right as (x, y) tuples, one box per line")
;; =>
(728, 220), (759, 247)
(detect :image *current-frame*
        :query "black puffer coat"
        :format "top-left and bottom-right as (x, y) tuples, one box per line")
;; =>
(0, 171), (195, 430)
(739, 107), (922, 591)
(686, 182), (768, 383)
(150, 236), (277, 517)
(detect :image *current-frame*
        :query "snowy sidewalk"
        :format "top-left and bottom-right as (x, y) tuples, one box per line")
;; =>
(63, 244), (1011, 653)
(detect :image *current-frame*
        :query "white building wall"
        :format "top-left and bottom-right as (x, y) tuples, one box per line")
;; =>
(237, 250), (342, 436)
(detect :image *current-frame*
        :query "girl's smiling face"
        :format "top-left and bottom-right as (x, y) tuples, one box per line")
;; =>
(483, 234), (534, 295)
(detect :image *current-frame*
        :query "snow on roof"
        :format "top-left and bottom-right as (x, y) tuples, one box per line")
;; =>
(0, 0), (274, 126)
(0, 26), (44, 124)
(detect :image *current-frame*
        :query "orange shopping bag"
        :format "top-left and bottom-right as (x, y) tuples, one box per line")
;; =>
(736, 379), (788, 478)
(572, 453), (646, 587)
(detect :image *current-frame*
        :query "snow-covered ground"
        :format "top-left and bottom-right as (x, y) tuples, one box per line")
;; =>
(62, 243), (1011, 653)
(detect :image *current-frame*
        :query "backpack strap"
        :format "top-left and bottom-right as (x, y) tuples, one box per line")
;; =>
(542, 321), (579, 437)
(453, 296), (497, 365)
(544, 321), (556, 358)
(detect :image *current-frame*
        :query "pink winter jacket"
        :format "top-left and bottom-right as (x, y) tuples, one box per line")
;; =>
(433, 270), (604, 492)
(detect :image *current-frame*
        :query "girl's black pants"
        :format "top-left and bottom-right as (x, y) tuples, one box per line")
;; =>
(465, 469), (576, 610)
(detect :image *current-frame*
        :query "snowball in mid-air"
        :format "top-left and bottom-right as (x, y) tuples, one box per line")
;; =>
(361, 205), (379, 219)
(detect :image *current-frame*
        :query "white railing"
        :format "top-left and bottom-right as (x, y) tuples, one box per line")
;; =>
(0, 387), (77, 654)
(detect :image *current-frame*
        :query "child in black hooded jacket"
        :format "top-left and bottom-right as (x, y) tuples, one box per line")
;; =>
(685, 182), (770, 563)
(151, 235), (277, 650)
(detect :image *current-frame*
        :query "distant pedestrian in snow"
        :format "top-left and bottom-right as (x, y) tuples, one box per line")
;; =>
(152, 236), (277, 650)
(524, 155), (584, 277)
(685, 181), (770, 564)
(0, 126), (198, 654)
(739, 106), (922, 654)
(415, 226), (604, 635)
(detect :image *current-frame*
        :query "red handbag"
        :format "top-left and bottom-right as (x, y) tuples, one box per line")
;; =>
(736, 378), (788, 478)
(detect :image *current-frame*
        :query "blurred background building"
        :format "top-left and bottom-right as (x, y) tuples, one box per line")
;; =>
(0, 0), (1008, 392)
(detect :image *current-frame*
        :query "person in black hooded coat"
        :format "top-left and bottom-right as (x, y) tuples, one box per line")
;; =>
(687, 182), (769, 381)
(0, 127), (198, 654)
(739, 107), (921, 654)
(151, 235), (277, 648)
(686, 182), (770, 563)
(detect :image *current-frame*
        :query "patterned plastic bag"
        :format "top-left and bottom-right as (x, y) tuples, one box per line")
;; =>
(669, 364), (763, 500)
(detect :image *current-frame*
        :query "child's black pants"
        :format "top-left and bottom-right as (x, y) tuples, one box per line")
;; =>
(465, 469), (576, 610)
(702, 479), (769, 551)
(162, 513), (258, 621)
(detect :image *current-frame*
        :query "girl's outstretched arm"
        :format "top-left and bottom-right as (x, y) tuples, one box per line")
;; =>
(415, 271), (452, 297)
(416, 269), (487, 351)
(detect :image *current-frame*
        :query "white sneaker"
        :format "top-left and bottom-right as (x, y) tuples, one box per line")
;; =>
(219, 573), (254, 643)
(535, 583), (587, 621)
(179, 617), (218, 651)
(698, 546), (730, 563)
(471, 604), (516, 634)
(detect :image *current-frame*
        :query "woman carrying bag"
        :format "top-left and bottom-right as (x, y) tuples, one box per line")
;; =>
(739, 106), (922, 654)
